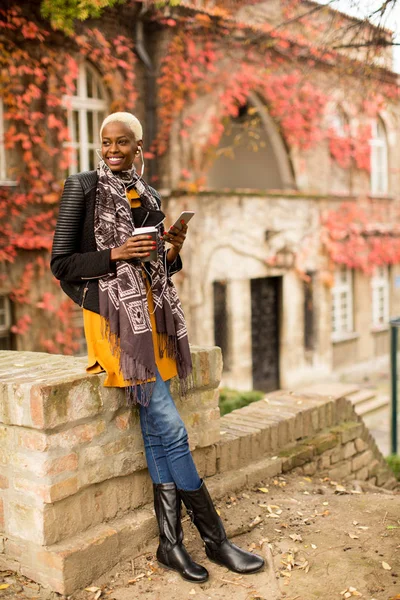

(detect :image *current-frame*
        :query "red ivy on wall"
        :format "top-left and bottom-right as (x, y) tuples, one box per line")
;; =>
(321, 202), (400, 274)
(0, 6), (137, 354)
(1, 4), (400, 356)
(328, 123), (372, 172)
(156, 21), (397, 183)
(157, 31), (329, 158)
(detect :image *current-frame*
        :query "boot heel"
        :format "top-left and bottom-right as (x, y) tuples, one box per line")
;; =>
(179, 480), (265, 575)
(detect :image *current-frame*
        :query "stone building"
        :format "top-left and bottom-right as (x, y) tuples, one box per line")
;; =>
(1, 0), (400, 392)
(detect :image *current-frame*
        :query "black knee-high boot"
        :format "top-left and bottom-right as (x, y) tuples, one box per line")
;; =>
(153, 483), (209, 583)
(179, 480), (264, 574)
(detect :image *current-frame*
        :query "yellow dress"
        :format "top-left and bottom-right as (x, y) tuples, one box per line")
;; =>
(83, 189), (178, 386)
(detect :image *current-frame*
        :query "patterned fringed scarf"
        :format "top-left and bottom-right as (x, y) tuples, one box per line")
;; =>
(94, 160), (192, 406)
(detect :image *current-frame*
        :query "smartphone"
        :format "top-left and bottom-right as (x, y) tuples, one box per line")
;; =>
(170, 211), (195, 231)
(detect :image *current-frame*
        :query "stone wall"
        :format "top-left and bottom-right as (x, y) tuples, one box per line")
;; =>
(165, 191), (400, 390)
(0, 350), (395, 595)
(0, 348), (221, 593)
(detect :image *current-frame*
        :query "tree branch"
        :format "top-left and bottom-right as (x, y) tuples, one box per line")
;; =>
(272, 1), (336, 32)
(333, 40), (400, 49)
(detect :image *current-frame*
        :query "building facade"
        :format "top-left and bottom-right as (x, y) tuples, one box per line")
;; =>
(1, 0), (400, 391)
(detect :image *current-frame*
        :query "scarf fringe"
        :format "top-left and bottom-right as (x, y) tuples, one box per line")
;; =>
(125, 380), (156, 407)
(176, 370), (194, 399)
(100, 315), (194, 406)
(157, 331), (178, 360)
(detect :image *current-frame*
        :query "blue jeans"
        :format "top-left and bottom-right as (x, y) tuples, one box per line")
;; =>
(139, 370), (202, 491)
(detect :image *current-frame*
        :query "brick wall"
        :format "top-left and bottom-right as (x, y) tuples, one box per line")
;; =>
(0, 350), (396, 594)
(0, 347), (221, 592)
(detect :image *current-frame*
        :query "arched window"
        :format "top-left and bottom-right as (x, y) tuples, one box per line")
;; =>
(65, 63), (108, 174)
(370, 117), (388, 195)
(206, 101), (294, 190)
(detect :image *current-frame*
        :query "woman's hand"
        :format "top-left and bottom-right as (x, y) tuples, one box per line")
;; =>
(110, 235), (156, 262)
(163, 223), (187, 264)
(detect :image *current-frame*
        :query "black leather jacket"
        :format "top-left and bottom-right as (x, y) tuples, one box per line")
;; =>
(51, 170), (182, 313)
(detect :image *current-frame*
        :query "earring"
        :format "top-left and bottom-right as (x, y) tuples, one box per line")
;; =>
(138, 146), (145, 177)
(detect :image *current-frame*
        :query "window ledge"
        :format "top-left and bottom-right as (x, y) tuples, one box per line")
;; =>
(0, 180), (17, 187)
(368, 193), (394, 201)
(332, 332), (359, 344)
(371, 325), (389, 334)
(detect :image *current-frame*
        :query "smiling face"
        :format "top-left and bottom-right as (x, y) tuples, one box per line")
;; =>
(101, 121), (143, 172)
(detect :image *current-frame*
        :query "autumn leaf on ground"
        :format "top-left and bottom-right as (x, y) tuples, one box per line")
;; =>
(128, 574), (145, 584)
(249, 515), (263, 528)
(340, 586), (362, 597)
(294, 558), (310, 572)
(289, 533), (303, 542)
(382, 561), (392, 570)
(258, 487), (269, 493)
(281, 552), (295, 570)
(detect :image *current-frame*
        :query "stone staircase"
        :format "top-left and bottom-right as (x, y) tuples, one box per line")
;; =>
(347, 388), (389, 417)
(299, 383), (389, 418)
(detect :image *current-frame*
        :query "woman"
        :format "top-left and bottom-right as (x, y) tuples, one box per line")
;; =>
(51, 112), (264, 583)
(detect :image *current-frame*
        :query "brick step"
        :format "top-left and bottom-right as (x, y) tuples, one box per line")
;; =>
(353, 395), (389, 417)
(28, 506), (157, 594)
(347, 388), (376, 406)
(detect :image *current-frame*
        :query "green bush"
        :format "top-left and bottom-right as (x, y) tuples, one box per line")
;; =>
(218, 387), (264, 416)
(386, 454), (400, 480)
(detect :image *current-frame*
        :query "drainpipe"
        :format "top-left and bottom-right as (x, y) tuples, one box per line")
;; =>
(135, 3), (157, 182)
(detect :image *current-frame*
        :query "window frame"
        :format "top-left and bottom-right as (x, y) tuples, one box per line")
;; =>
(304, 271), (315, 351)
(0, 295), (12, 350)
(370, 118), (389, 196)
(0, 99), (16, 186)
(213, 280), (231, 371)
(371, 265), (390, 328)
(331, 266), (354, 342)
(0, 99), (6, 182)
(63, 63), (108, 175)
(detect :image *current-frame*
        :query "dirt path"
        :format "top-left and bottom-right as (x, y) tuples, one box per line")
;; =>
(78, 473), (400, 600)
(1, 473), (399, 600)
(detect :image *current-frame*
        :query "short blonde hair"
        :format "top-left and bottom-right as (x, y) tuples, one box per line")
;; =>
(100, 112), (143, 141)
